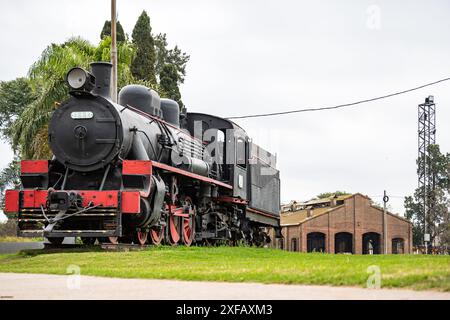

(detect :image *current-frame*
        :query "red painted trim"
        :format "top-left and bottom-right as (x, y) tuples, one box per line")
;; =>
(167, 205), (183, 215)
(121, 161), (152, 198)
(121, 191), (140, 214)
(22, 190), (48, 208)
(176, 213), (189, 218)
(247, 207), (279, 219)
(217, 196), (248, 205)
(167, 205), (189, 217)
(21, 160), (48, 174)
(151, 161), (233, 189)
(173, 209), (186, 217)
(78, 191), (118, 208)
(122, 160), (152, 175)
(4, 190), (19, 213)
(16, 190), (121, 210)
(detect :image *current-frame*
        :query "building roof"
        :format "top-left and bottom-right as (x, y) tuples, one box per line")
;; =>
(281, 194), (353, 209)
(281, 206), (339, 226)
(303, 194), (353, 206)
(372, 205), (412, 224)
(280, 193), (411, 226)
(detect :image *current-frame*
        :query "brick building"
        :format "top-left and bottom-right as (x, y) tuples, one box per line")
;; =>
(272, 193), (412, 254)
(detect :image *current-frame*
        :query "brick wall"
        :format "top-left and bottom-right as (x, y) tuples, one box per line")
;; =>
(276, 194), (412, 254)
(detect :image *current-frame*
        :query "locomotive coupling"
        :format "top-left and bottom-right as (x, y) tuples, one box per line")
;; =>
(48, 190), (82, 211)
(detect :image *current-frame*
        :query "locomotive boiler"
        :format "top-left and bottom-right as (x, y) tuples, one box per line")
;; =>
(4, 62), (281, 246)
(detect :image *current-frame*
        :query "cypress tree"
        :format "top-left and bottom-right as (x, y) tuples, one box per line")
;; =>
(100, 20), (126, 42)
(159, 64), (183, 109)
(131, 11), (157, 84)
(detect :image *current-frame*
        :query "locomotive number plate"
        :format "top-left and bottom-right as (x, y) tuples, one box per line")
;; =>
(71, 111), (93, 119)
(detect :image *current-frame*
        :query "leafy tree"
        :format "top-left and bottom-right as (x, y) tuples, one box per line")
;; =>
(0, 219), (18, 236)
(131, 11), (157, 84)
(404, 144), (450, 247)
(159, 64), (183, 109)
(3, 18), (190, 162)
(10, 37), (135, 159)
(11, 38), (96, 159)
(100, 20), (126, 42)
(316, 191), (350, 199)
(0, 78), (35, 145)
(154, 33), (190, 83)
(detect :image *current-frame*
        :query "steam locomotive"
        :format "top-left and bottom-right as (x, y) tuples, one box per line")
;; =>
(4, 62), (281, 246)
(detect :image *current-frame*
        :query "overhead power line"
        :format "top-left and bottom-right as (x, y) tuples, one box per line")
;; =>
(369, 195), (405, 199)
(226, 76), (450, 120)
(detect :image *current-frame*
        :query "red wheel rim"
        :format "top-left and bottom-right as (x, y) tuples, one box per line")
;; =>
(182, 197), (195, 246)
(136, 230), (148, 245)
(182, 217), (194, 246)
(169, 215), (180, 245)
(150, 226), (164, 245)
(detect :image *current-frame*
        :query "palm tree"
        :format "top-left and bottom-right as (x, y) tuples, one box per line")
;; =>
(11, 38), (95, 159)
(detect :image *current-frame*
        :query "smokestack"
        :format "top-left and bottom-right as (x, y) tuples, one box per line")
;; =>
(90, 62), (112, 99)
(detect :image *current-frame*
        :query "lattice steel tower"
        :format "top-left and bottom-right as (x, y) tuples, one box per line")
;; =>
(418, 95), (436, 252)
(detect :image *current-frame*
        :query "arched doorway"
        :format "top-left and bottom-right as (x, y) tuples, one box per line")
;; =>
(307, 232), (326, 252)
(290, 238), (298, 252)
(362, 232), (381, 254)
(335, 232), (353, 254)
(392, 238), (405, 254)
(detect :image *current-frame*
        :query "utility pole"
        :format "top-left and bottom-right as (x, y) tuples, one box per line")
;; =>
(418, 96), (435, 254)
(383, 190), (389, 254)
(110, 0), (118, 102)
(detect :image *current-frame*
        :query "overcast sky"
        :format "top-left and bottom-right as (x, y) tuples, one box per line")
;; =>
(1, 0), (450, 221)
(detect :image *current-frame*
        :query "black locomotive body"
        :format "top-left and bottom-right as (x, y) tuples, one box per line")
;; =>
(4, 62), (281, 246)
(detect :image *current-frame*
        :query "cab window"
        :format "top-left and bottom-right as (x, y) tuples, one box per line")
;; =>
(236, 138), (246, 168)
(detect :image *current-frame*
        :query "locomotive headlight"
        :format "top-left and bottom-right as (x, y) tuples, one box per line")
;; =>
(66, 67), (95, 92)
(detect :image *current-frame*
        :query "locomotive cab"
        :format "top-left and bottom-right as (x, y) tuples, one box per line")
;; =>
(184, 113), (281, 228)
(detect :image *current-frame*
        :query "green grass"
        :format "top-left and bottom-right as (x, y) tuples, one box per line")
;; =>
(0, 246), (449, 291)
(0, 236), (43, 242)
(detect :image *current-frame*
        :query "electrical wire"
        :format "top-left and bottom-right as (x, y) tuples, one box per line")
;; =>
(369, 195), (406, 199)
(226, 77), (450, 119)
